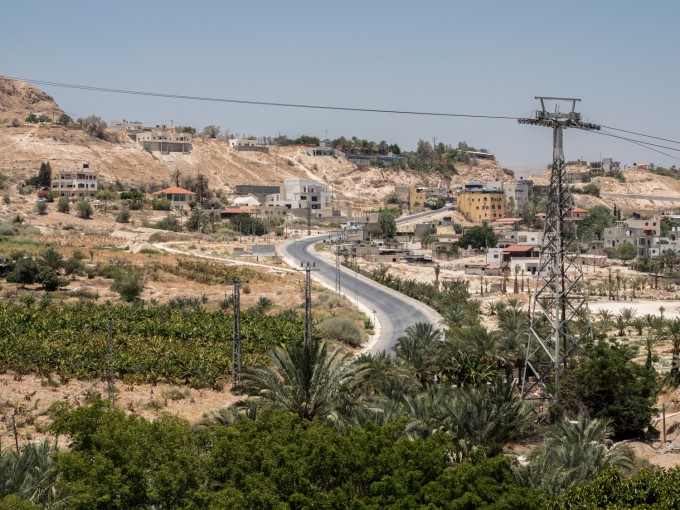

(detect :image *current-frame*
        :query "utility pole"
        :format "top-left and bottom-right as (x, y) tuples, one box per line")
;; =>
(227, 280), (248, 387)
(300, 262), (317, 343)
(97, 318), (125, 409)
(519, 97), (599, 407)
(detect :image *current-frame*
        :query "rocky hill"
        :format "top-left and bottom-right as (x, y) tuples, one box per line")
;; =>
(0, 77), (512, 210)
(0, 77), (65, 123)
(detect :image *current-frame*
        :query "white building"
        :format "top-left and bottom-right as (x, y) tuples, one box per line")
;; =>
(51, 164), (98, 199)
(109, 119), (144, 133)
(487, 179), (531, 212)
(266, 179), (332, 218)
(229, 138), (257, 148)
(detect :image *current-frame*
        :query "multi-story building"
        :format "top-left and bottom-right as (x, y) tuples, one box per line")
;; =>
(486, 179), (531, 212)
(604, 218), (660, 258)
(51, 164), (98, 199)
(136, 125), (192, 153)
(265, 179), (332, 218)
(229, 138), (269, 153)
(457, 182), (505, 224)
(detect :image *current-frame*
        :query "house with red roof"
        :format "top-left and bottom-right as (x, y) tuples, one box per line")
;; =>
(569, 207), (589, 221)
(151, 186), (196, 207)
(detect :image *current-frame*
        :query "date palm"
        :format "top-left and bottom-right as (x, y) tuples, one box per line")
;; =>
(514, 414), (634, 496)
(394, 322), (444, 385)
(0, 440), (60, 507)
(235, 338), (367, 424)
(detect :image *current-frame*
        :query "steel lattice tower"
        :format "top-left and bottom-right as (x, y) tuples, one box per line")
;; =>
(519, 97), (600, 405)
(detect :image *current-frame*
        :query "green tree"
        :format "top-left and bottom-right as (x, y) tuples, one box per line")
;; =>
(78, 115), (107, 139)
(6, 257), (39, 287)
(457, 225), (498, 250)
(394, 323), (444, 385)
(36, 201), (48, 215)
(110, 269), (144, 302)
(201, 124), (221, 138)
(115, 208), (131, 223)
(235, 337), (367, 424)
(37, 162), (52, 187)
(35, 267), (68, 291)
(57, 113), (72, 126)
(76, 200), (93, 219)
(0, 441), (59, 507)
(377, 210), (397, 239)
(514, 414), (634, 496)
(57, 198), (70, 213)
(612, 241), (637, 262)
(560, 339), (658, 439)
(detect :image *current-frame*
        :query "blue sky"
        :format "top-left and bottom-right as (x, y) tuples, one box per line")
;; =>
(3, 1), (680, 170)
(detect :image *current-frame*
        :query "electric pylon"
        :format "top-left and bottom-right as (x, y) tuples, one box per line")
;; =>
(228, 280), (248, 387)
(519, 97), (599, 406)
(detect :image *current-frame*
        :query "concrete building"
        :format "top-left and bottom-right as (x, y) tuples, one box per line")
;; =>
(306, 139), (335, 156)
(457, 182), (505, 224)
(109, 119), (144, 134)
(235, 185), (281, 204)
(604, 218), (661, 258)
(499, 230), (545, 247)
(51, 163), (98, 199)
(486, 179), (531, 212)
(487, 245), (541, 274)
(137, 125), (192, 153)
(265, 179), (332, 218)
(229, 138), (269, 153)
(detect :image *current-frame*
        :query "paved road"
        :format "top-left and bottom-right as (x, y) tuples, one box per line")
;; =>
(280, 209), (446, 354)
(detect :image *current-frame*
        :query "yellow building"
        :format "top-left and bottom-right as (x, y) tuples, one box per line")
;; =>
(457, 182), (505, 224)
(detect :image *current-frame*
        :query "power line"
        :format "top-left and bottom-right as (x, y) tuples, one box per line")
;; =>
(600, 125), (680, 146)
(3, 76), (518, 120)
(594, 130), (680, 163)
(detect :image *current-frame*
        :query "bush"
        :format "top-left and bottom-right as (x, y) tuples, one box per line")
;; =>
(110, 269), (144, 302)
(116, 208), (131, 223)
(2, 195), (9, 205)
(152, 216), (181, 232)
(36, 201), (48, 215)
(151, 197), (172, 211)
(57, 198), (70, 213)
(317, 316), (363, 347)
(35, 267), (68, 291)
(79, 115), (107, 139)
(76, 200), (93, 219)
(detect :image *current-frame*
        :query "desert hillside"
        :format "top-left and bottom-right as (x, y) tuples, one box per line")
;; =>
(0, 77), (512, 210)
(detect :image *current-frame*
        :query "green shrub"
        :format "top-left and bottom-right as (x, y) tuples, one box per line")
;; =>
(116, 208), (131, 223)
(110, 269), (144, 302)
(317, 316), (363, 347)
(57, 198), (70, 213)
(76, 200), (93, 219)
(36, 201), (48, 215)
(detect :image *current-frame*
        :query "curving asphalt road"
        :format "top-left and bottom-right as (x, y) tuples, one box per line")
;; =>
(280, 208), (446, 354)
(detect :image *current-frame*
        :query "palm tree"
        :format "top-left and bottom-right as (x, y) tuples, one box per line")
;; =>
(631, 317), (646, 336)
(235, 338), (366, 424)
(394, 323), (443, 385)
(38, 247), (64, 271)
(665, 318), (680, 380)
(0, 440), (60, 507)
(514, 414), (634, 496)
(170, 168), (182, 187)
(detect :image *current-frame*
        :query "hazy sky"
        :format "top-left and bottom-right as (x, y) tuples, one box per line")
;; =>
(3, 1), (680, 170)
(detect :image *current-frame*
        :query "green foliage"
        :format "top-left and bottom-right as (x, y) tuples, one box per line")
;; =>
(458, 225), (498, 250)
(110, 268), (144, 302)
(78, 115), (107, 139)
(75, 200), (93, 219)
(514, 415), (634, 496)
(57, 198), (70, 213)
(577, 205), (614, 242)
(293, 134), (320, 145)
(35, 201), (47, 215)
(0, 301), (303, 387)
(35, 267), (68, 291)
(581, 182), (600, 197)
(152, 216), (181, 232)
(119, 189), (145, 201)
(0, 441), (58, 507)
(201, 124), (221, 138)
(151, 196), (171, 211)
(611, 241), (637, 261)
(231, 215), (267, 236)
(377, 209), (398, 239)
(6, 257), (39, 287)
(554, 467), (680, 509)
(37, 161), (51, 187)
(48, 404), (545, 509)
(317, 316), (363, 347)
(425, 196), (445, 210)
(115, 208), (131, 223)
(560, 339), (658, 440)
(57, 113), (72, 126)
